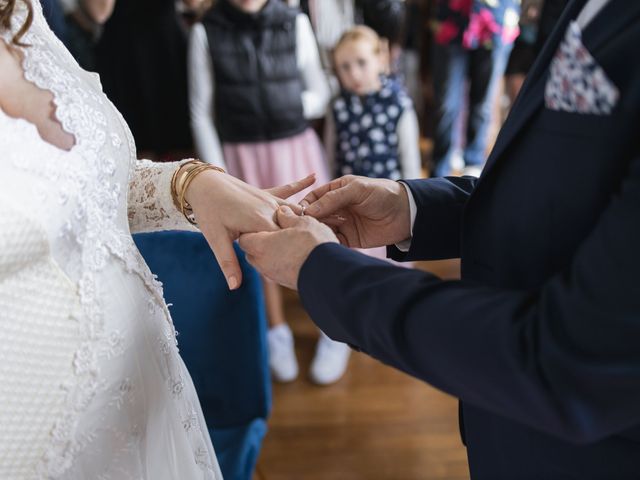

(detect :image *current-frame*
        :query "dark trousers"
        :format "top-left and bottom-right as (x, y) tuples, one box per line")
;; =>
(431, 41), (512, 176)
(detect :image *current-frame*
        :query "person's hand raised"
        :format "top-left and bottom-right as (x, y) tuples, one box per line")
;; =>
(185, 171), (315, 290)
(300, 175), (412, 249)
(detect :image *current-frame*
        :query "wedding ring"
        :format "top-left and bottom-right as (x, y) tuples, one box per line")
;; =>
(300, 204), (306, 216)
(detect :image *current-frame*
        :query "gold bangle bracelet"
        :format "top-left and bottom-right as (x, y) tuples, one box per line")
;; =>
(171, 160), (225, 224)
(179, 164), (213, 222)
(170, 160), (201, 211)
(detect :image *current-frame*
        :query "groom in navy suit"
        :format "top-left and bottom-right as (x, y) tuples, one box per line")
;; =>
(240, 0), (640, 478)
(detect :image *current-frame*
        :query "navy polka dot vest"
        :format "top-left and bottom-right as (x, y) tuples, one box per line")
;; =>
(332, 76), (412, 180)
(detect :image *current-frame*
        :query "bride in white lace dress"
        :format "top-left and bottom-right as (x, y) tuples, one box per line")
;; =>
(0, 1), (314, 478)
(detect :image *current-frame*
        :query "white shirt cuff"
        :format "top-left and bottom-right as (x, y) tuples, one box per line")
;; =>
(395, 182), (417, 252)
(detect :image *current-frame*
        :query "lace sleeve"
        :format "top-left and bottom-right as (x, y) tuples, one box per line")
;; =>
(128, 159), (199, 233)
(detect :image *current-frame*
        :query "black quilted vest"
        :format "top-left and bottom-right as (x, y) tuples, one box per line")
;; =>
(202, 0), (307, 143)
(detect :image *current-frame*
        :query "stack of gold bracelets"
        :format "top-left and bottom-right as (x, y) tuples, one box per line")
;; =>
(171, 159), (225, 225)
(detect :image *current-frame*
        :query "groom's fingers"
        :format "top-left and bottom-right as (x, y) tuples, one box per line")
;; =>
(276, 205), (308, 229)
(204, 229), (243, 290)
(300, 177), (343, 208)
(318, 214), (347, 227)
(239, 231), (270, 261)
(275, 198), (304, 216)
(305, 185), (355, 219)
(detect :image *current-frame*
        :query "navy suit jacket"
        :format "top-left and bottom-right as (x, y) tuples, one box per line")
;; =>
(298, 1), (640, 478)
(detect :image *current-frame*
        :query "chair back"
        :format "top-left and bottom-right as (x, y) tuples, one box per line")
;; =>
(134, 231), (272, 428)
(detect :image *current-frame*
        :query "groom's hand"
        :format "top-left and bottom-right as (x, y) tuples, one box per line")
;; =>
(239, 206), (338, 290)
(300, 175), (412, 249)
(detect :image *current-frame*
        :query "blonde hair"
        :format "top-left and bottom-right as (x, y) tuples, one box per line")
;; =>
(332, 25), (390, 73)
(0, 0), (33, 46)
(334, 25), (383, 56)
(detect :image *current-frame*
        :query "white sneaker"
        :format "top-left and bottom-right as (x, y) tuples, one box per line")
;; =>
(309, 331), (351, 385)
(267, 324), (298, 383)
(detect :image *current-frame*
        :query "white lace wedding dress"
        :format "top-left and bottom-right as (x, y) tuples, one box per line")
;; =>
(0, 2), (223, 478)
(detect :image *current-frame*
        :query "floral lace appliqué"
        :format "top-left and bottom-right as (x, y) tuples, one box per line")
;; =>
(127, 159), (199, 233)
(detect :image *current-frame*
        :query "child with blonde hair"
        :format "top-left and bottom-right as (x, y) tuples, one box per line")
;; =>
(326, 26), (421, 183)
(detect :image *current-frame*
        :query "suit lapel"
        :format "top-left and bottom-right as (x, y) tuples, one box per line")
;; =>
(477, 0), (589, 181)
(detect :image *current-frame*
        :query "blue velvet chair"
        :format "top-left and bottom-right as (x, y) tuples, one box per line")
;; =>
(134, 231), (271, 480)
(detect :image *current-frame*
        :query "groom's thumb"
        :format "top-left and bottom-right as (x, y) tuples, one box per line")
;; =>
(276, 205), (303, 229)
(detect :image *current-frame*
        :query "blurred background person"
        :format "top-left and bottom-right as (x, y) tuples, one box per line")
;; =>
(325, 25), (421, 266)
(359, 0), (406, 74)
(178, 0), (213, 26)
(188, 0), (354, 387)
(504, 0), (569, 103)
(398, 0), (425, 122)
(293, 0), (408, 89)
(65, 0), (115, 71)
(504, 0), (543, 103)
(326, 27), (420, 185)
(40, 0), (67, 41)
(430, 0), (520, 177)
(293, 0), (356, 79)
(95, 0), (201, 161)
(535, 0), (570, 53)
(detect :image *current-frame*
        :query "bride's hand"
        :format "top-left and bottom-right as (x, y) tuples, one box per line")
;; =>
(184, 171), (315, 290)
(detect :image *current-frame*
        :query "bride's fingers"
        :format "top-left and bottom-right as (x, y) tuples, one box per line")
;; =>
(267, 174), (316, 200)
(202, 228), (243, 290)
(274, 198), (304, 216)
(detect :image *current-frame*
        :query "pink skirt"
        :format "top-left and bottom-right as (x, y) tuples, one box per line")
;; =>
(223, 128), (329, 204)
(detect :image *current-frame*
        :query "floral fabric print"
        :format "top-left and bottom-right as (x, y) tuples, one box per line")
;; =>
(433, 0), (521, 49)
(545, 22), (619, 115)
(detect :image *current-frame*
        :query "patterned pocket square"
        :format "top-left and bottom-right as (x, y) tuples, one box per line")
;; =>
(545, 21), (619, 115)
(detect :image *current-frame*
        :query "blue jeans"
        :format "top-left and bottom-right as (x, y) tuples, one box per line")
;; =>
(431, 41), (513, 177)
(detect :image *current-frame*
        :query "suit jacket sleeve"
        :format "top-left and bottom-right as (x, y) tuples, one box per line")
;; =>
(299, 154), (640, 444)
(388, 176), (478, 261)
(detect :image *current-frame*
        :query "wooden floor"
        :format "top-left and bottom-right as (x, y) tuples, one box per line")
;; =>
(256, 259), (470, 480)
